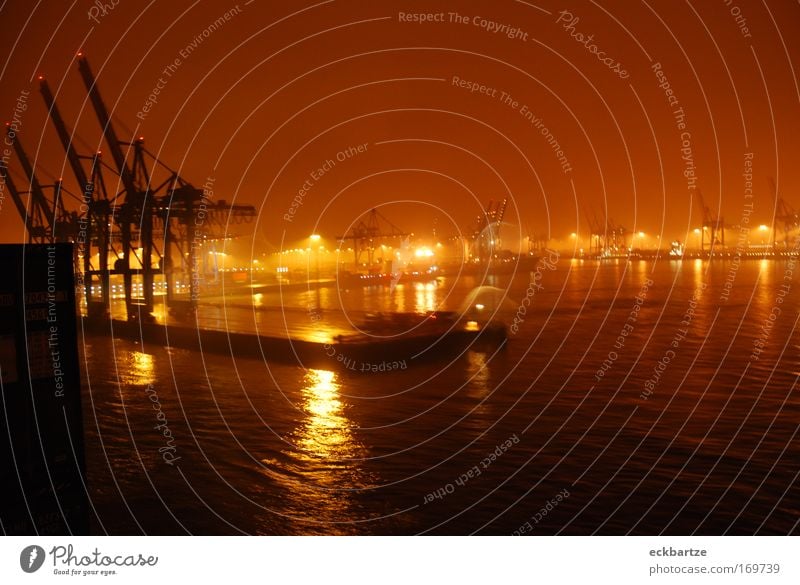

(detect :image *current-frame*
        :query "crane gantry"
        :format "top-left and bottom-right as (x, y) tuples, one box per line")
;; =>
(4, 53), (256, 322)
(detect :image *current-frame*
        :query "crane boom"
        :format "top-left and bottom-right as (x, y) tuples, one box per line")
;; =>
(495, 197), (508, 225)
(77, 53), (159, 320)
(5, 125), (55, 237)
(39, 77), (91, 191)
(0, 166), (46, 241)
(76, 54), (137, 197)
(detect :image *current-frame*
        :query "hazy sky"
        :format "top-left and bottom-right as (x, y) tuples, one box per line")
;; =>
(1, 0), (798, 251)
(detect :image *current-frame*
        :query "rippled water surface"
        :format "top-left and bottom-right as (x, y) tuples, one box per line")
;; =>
(81, 259), (800, 534)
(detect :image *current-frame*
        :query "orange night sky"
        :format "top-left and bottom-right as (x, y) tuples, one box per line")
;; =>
(1, 0), (798, 253)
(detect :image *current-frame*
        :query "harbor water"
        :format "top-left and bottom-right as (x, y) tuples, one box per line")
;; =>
(80, 258), (800, 534)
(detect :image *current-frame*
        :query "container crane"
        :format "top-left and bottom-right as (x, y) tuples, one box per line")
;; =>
(5, 125), (57, 241)
(584, 208), (605, 256)
(472, 198), (508, 261)
(13, 53), (258, 322)
(337, 208), (409, 269)
(73, 53), (255, 318)
(40, 75), (113, 313)
(4, 124), (77, 244)
(77, 53), (157, 320)
(695, 189), (725, 254)
(606, 217), (628, 254)
(0, 166), (49, 242)
(768, 177), (798, 250)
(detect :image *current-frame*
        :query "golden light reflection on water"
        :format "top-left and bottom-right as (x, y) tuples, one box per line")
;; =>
(393, 283), (407, 313)
(150, 303), (167, 324)
(120, 350), (156, 386)
(267, 368), (372, 531)
(752, 258), (776, 317)
(758, 258), (773, 289)
(295, 369), (361, 460)
(693, 258), (704, 288)
(303, 325), (345, 344)
(631, 260), (651, 285)
(414, 281), (437, 314)
(465, 351), (491, 416)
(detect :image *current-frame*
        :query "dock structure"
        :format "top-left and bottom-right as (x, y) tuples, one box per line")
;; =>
(83, 314), (507, 371)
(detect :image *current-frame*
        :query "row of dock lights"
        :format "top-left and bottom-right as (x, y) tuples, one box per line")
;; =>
(566, 224), (776, 251)
(304, 235), (442, 254)
(88, 282), (186, 297)
(693, 224), (769, 232)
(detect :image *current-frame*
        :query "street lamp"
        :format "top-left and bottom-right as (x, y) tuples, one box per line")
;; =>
(308, 235), (323, 280)
(758, 224), (768, 248)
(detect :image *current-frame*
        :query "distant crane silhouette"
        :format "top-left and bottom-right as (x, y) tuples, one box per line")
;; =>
(471, 198), (508, 261)
(769, 176), (798, 250)
(695, 189), (725, 253)
(337, 208), (409, 270)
